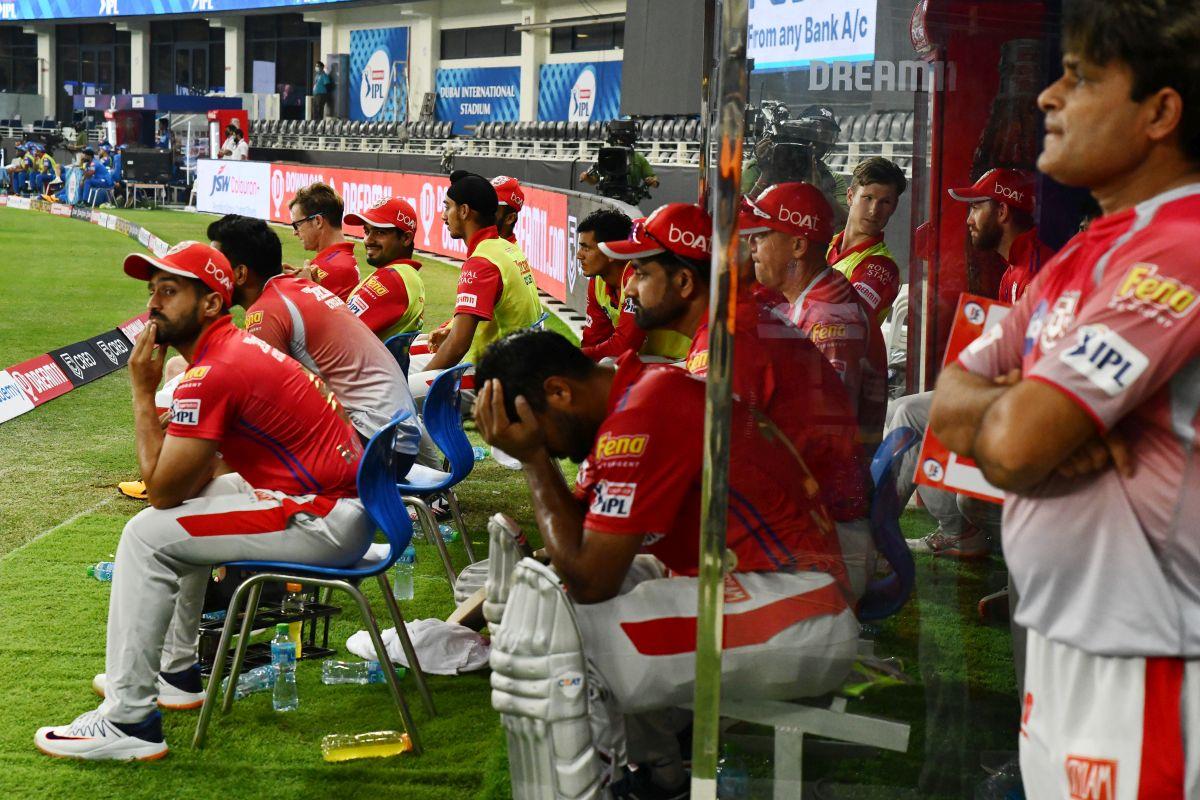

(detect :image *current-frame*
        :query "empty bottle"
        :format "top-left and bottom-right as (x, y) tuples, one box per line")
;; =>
(716, 742), (750, 799)
(321, 730), (412, 762)
(282, 582), (305, 659)
(472, 445), (489, 461)
(437, 523), (460, 544)
(87, 562), (115, 582)
(321, 659), (406, 685)
(271, 623), (299, 712)
(392, 546), (416, 600)
(221, 663), (276, 700)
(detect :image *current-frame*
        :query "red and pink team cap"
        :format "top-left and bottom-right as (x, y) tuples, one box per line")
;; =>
(947, 168), (1035, 214)
(343, 196), (419, 233)
(124, 240), (234, 306)
(599, 202), (712, 263)
(491, 175), (525, 209)
(737, 181), (834, 243)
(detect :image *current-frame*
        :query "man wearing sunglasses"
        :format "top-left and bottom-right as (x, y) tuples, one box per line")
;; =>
(284, 182), (361, 301)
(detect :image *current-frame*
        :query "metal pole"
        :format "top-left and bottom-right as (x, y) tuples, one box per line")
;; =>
(696, 0), (717, 204)
(690, 0), (748, 797)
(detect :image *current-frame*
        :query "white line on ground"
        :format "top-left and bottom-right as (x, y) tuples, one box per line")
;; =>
(1, 496), (116, 563)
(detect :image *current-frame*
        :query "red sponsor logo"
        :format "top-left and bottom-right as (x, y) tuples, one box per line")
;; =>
(1065, 755), (1117, 800)
(1020, 691), (1033, 738)
(8, 354), (72, 405)
(723, 574), (751, 604)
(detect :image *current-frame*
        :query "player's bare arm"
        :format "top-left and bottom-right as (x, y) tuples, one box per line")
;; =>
(425, 313), (478, 370)
(475, 378), (642, 603)
(933, 363), (1132, 492)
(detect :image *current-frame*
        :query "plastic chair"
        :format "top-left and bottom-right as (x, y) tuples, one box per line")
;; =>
(383, 330), (421, 377)
(399, 364), (479, 587)
(858, 426), (920, 622)
(193, 412), (436, 753)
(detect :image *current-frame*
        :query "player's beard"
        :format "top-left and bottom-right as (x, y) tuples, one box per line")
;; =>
(548, 408), (597, 464)
(632, 293), (686, 332)
(151, 303), (204, 348)
(970, 218), (1002, 252)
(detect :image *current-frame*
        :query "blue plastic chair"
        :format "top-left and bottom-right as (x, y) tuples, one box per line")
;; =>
(383, 330), (421, 377)
(399, 364), (479, 588)
(193, 412), (436, 752)
(858, 426), (921, 622)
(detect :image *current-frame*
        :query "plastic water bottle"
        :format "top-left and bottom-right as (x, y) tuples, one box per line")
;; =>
(437, 523), (460, 543)
(321, 731), (412, 762)
(716, 742), (750, 798)
(321, 659), (406, 685)
(472, 445), (489, 461)
(87, 562), (115, 581)
(221, 663), (276, 700)
(271, 623), (299, 712)
(392, 546), (416, 600)
(282, 582), (305, 659)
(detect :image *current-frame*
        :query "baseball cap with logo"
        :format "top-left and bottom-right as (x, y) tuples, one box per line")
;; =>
(599, 203), (712, 263)
(947, 168), (1035, 213)
(491, 175), (525, 209)
(737, 181), (834, 243)
(343, 196), (419, 233)
(123, 241), (235, 306)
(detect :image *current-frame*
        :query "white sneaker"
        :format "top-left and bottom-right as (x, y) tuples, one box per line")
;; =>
(35, 707), (168, 761)
(93, 672), (206, 711)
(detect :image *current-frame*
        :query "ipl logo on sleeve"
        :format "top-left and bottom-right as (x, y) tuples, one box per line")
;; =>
(171, 398), (202, 426)
(590, 480), (636, 518)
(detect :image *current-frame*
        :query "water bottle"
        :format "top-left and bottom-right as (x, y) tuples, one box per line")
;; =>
(87, 562), (115, 582)
(320, 730), (412, 762)
(716, 742), (750, 799)
(437, 523), (460, 544)
(472, 445), (489, 461)
(221, 663), (276, 700)
(271, 623), (299, 712)
(282, 582), (305, 659)
(321, 659), (406, 685)
(392, 546), (416, 600)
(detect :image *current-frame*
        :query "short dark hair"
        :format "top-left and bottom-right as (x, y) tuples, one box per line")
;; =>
(851, 156), (907, 196)
(289, 182), (344, 226)
(1064, 0), (1200, 162)
(317, 61), (325, 68)
(578, 209), (632, 244)
(475, 330), (597, 420)
(206, 215), (283, 281)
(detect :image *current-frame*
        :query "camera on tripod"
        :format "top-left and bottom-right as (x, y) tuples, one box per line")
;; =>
(749, 101), (840, 186)
(593, 120), (650, 205)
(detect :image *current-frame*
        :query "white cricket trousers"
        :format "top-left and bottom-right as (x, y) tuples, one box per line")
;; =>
(103, 473), (374, 723)
(1020, 629), (1200, 799)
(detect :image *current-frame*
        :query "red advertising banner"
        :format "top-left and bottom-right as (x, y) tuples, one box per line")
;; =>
(266, 163), (571, 301)
(8, 354), (74, 406)
(912, 293), (1011, 504)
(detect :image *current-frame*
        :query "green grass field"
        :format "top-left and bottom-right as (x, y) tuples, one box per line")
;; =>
(0, 206), (1017, 799)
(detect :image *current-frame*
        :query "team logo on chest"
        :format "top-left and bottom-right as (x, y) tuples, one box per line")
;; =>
(1038, 292), (1080, 353)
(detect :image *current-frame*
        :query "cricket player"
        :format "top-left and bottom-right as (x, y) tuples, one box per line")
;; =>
(930, 1), (1200, 794)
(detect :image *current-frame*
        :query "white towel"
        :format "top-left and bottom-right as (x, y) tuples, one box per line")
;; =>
(346, 618), (490, 675)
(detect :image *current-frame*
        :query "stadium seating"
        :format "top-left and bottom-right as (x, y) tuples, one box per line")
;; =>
(241, 109), (913, 176)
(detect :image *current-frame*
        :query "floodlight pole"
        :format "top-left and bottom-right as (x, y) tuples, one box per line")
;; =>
(690, 0), (748, 797)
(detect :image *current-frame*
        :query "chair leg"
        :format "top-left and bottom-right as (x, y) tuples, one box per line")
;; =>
(376, 572), (436, 717)
(221, 579), (264, 714)
(445, 490), (477, 564)
(193, 577), (261, 749)
(406, 495), (458, 586)
(343, 581), (423, 755)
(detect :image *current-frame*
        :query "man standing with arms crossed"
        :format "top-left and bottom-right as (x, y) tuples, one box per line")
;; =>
(930, 1), (1200, 794)
(35, 242), (372, 760)
(285, 182), (362, 301)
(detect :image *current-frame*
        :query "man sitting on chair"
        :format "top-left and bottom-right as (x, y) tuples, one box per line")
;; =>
(35, 242), (374, 761)
(474, 330), (858, 797)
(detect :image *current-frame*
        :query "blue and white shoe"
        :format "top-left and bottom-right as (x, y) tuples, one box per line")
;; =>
(92, 667), (206, 710)
(35, 706), (168, 761)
